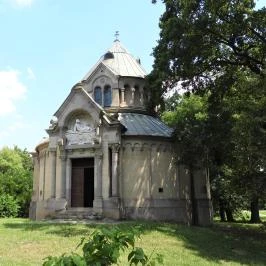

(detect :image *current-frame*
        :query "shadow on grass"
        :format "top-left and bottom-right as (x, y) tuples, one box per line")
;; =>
(138, 221), (266, 266)
(3, 219), (266, 265)
(3, 220), (101, 237)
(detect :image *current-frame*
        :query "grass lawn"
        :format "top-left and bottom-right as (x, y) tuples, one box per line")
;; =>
(0, 214), (265, 266)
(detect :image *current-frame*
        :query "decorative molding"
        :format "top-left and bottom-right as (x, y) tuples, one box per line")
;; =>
(111, 143), (120, 153)
(49, 148), (57, 153)
(38, 153), (46, 161)
(95, 152), (103, 159)
(122, 142), (172, 153)
(59, 153), (67, 161)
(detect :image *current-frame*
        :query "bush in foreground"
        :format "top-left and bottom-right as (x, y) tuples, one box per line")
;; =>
(43, 227), (163, 266)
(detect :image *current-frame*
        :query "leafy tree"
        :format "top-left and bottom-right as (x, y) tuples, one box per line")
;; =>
(0, 146), (33, 217)
(206, 87), (237, 222)
(162, 94), (209, 225)
(227, 72), (266, 222)
(162, 85), (264, 223)
(151, 0), (266, 222)
(151, 0), (265, 96)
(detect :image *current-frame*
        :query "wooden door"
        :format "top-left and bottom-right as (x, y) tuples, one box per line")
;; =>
(71, 158), (94, 207)
(71, 167), (84, 207)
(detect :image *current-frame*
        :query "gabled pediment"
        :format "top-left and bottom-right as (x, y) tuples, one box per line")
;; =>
(81, 62), (117, 85)
(52, 85), (105, 129)
(47, 84), (122, 136)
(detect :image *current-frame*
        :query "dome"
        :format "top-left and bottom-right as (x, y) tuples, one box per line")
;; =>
(82, 40), (147, 80)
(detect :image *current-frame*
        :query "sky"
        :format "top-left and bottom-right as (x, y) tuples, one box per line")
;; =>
(0, 0), (265, 152)
(0, 0), (165, 151)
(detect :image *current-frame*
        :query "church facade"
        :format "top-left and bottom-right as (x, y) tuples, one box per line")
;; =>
(29, 40), (212, 225)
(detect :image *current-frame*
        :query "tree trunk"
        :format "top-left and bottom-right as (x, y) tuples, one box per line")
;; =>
(250, 196), (261, 223)
(225, 208), (234, 222)
(190, 167), (198, 225)
(219, 199), (226, 222)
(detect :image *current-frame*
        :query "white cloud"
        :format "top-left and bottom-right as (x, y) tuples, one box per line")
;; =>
(0, 69), (27, 116)
(27, 67), (36, 80)
(14, 0), (34, 7)
(7, 0), (34, 8)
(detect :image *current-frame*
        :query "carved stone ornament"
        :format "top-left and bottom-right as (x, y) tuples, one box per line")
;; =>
(65, 118), (97, 145)
(49, 116), (58, 130)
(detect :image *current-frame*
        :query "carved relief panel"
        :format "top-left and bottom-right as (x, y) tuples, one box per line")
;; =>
(65, 113), (99, 146)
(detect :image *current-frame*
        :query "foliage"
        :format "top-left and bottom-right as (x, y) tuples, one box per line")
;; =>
(162, 93), (209, 168)
(43, 253), (85, 266)
(162, 80), (266, 222)
(227, 72), (266, 222)
(0, 194), (19, 218)
(43, 227), (163, 266)
(0, 146), (33, 217)
(151, 0), (265, 96)
(162, 94), (209, 225)
(151, 0), (266, 223)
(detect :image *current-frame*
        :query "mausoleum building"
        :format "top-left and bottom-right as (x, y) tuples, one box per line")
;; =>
(30, 39), (212, 225)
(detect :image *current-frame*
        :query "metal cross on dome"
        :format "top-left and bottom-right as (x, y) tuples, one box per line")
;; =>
(114, 31), (119, 41)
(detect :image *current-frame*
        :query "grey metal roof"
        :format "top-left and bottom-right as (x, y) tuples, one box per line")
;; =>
(118, 113), (173, 138)
(82, 40), (146, 80)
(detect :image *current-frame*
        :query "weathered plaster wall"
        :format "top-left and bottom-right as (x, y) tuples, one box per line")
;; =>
(120, 138), (178, 202)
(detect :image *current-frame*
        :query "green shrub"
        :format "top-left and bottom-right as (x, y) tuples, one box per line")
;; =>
(43, 227), (163, 266)
(0, 146), (33, 217)
(43, 253), (85, 266)
(0, 194), (19, 217)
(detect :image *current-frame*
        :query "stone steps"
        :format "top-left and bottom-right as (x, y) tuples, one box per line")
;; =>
(51, 208), (103, 221)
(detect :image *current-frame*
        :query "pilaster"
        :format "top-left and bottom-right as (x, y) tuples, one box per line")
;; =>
(65, 157), (71, 205)
(49, 149), (56, 198)
(129, 87), (135, 106)
(94, 153), (103, 212)
(111, 143), (120, 197)
(120, 88), (126, 107)
(140, 87), (144, 106)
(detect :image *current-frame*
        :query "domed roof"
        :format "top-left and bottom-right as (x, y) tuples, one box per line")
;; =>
(82, 40), (147, 80)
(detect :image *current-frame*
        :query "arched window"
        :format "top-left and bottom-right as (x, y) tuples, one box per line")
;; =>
(104, 85), (112, 107)
(94, 86), (102, 105)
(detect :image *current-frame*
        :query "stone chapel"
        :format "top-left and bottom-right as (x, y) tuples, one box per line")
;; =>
(29, 39), (212, 225)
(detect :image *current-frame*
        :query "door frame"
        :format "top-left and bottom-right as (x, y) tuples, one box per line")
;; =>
(68, 157), (95, 208)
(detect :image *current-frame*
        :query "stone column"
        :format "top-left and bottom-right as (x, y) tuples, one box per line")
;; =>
(58, 155), (66, 195)
(94, 153), (103, 211)
(111, 144), (120, 197)
(130, 87), (135, 106)
(40, 151), (46, 200)
(120, 88), (126, 107)
(31, 153), (40, 201)
(43, 151), (51, 199)
(49, 149), (56, 198)
(65, 158), (71, 203)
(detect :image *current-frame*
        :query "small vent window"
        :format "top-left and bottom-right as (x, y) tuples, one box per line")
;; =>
(104, 52), (114, 60)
